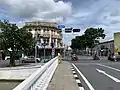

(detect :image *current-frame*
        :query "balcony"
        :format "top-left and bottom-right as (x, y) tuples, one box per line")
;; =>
(58, 35), (62, 39)
(43, 33), (50, 38)
(51, 35), (62, 39)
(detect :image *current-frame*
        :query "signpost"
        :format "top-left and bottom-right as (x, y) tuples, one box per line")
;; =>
(51, 42), (55, 58)
(56, 24), (81, 60)
(41, 42), (48, 60)
(52, 48), (55, 57)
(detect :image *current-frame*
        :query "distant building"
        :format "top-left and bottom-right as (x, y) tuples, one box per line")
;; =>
(93, 40), (114, 56)
(24, 21), (63, 57)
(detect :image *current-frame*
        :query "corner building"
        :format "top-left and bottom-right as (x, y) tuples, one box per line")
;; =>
(24, 21), (63, 57)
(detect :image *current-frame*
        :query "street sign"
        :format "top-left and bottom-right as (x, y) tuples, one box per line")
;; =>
(52, 48), (55, 56)
(57, 25), (65, 29)
(65, 28), (72, 33)
(73, 29), (80, 32)
(41, 43), (48, 46)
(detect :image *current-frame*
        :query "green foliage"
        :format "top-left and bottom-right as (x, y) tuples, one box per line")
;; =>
(71, 35), (87, 50)
(71, 27), (106, 49)
(0, 20), (34, 66)
(84, 28), (105, 48)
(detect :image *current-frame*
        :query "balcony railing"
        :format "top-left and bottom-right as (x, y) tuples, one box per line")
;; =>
(51, 35), (62, 39)
(43, 33), (50, 38)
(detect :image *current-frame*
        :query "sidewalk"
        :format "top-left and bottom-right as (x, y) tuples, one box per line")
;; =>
(47, 61), (79, 90)
(0, 63), (43, 80)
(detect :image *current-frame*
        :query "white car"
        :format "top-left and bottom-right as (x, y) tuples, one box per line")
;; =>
(21, 56), (41, 63)
(5, 56), (10, 60)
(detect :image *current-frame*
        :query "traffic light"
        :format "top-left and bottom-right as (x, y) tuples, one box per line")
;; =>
(65, 28), (72, 33)
(73, 29), (80, 32)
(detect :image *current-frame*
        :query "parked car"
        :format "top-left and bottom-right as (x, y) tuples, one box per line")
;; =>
(71, 54), (79, 61)
(21, 56), (40, 63)
(5, 56), (10, 60)
(108, 53), (120, 61)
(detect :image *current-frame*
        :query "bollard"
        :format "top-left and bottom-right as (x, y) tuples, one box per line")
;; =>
(58, 53), (62, 64)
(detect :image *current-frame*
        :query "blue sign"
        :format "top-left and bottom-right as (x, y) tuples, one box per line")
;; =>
(57, 25), (65, 29)
(41, 43), (49, 46)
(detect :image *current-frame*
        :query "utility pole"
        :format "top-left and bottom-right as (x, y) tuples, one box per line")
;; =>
(44, 45), (46, 59)
(35, 31), (37, 63)
(63, 44), (65, 58)
(51, 42), (54, 58)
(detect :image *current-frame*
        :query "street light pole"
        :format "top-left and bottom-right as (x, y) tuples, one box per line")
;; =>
(64, 44), (66, 59)
(35, 31), (37, 63)
(44, 45), (46, 59)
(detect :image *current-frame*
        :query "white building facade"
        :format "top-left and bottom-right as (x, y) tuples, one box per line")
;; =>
(24, 21), (63, 49)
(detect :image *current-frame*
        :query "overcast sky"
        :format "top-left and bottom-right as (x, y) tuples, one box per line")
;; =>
(0, 0), (120, 45)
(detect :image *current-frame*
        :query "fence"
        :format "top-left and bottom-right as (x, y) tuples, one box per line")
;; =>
(13, 56), (58, 90)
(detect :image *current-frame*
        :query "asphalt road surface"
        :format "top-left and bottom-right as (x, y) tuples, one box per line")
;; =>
(71, 55), (120, 90)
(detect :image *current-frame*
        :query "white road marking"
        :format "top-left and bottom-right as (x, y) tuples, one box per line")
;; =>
(79, 87), (85, 90)
(73, 71), (76, 74)
(76, 79), (81, 83)
(72, 63), (95, 90)
(72, 69), (74, 71)
(74, 75), (78, 77)
(97, 64), (120, 72)
(96, 68), (120, 82)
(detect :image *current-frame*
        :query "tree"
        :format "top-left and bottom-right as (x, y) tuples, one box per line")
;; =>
(71, 27), (106, 51)
(71, 35), (87, 50)
(0, 20), (34, 67)
(84, 28), (105, 48)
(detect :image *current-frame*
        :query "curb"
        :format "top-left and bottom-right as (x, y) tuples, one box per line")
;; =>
(71, 66), (84, 90)
(0, 65), (42, 70)
(0, 79), (24, 82)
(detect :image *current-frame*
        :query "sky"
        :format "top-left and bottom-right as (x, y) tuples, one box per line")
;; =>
(0, 0), (120, 45)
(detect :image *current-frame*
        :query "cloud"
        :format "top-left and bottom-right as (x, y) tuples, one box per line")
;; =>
(1, 0), (120, 45)
(0, 0), (72, 23)
(63, 0), (120, 44)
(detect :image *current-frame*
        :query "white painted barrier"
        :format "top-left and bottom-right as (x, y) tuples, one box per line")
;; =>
(13, 56), (58, 90)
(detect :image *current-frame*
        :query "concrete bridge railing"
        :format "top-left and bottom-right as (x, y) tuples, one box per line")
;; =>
(13, 56), (58, 90)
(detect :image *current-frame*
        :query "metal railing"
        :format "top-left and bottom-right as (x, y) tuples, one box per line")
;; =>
(13, 56), (58, 90)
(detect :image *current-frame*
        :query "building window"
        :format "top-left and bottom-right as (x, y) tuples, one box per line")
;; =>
(29, 29), (32, 31)
(47, 39), (49, 45)
(43, 29), (46, 32)
(38, 29), (41, 31)
(35, 29), (37, 31)
(43, 40), (46, 43)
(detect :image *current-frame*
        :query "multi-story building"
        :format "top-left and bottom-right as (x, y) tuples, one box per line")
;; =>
(93, 40), (114, 56)
(24, 21), (63, 57)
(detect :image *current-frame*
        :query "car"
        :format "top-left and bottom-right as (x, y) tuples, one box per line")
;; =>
(21, 56), (40, 63)
(108, 54), (120, 61)
(5, 56), (10, 60)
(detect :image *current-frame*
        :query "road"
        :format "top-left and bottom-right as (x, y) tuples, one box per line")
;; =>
(70, 55), (120, 90)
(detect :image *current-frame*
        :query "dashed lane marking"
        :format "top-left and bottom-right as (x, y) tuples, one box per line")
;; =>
(72, 63), (95, 90)
(71, 66), (84, 90)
